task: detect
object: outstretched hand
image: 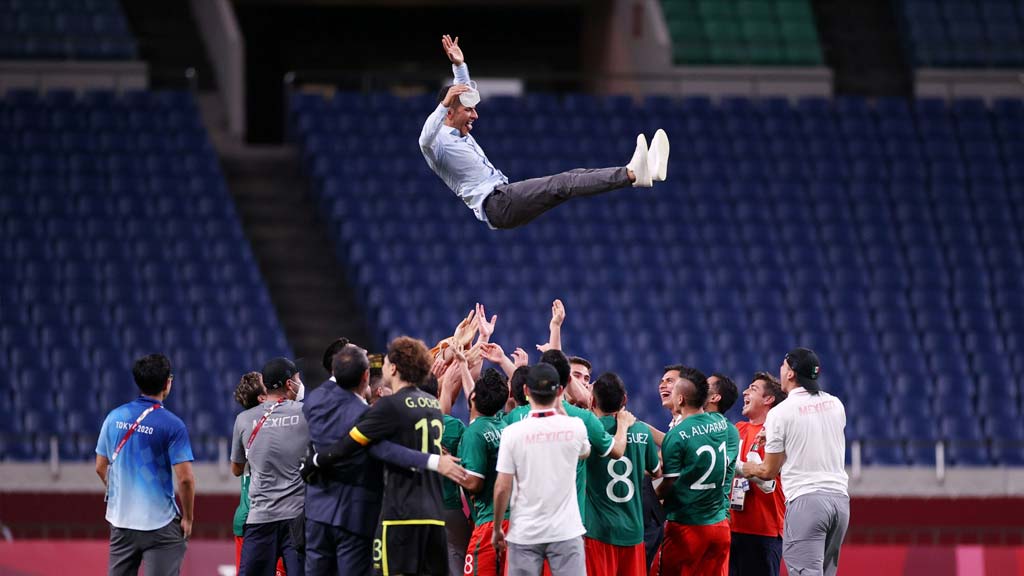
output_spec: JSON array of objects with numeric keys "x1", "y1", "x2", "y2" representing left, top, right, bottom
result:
[
  {"x1": 442, "y1": 34, "x2": 464, "y2": 66},
  {"x1": 550, "y1": 299, "x2": 565, "y2": 327},
  {"x1": 475, "y1": 303, "x2": 497, "y2": 341}
]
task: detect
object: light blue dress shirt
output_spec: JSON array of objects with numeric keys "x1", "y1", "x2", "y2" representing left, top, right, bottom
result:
[{"x1": 419, "y1": 63, "x2": 508, "y2": 227}]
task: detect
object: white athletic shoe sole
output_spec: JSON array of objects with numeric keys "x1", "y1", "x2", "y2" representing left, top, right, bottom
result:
[
  {"x1": 628, "y1": 134, "x2": 652, "y2": 188},
  {"x1": 649, "y1": 129, "x2": 669, "y2": 182}
]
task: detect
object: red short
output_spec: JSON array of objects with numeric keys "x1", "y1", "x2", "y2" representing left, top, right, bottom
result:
[
  {"x1": 648, "y1": 520, "x2": 731, "y2": 576},
  {"x1": 464, "y1": 520, "x2": 509, "y2": 576},
  {"x1": 584, "y1": 537, "x2": 646, "y2": 576},
  {"x1": 236, "y1": 536, "x2": 287, "y2": 576}
]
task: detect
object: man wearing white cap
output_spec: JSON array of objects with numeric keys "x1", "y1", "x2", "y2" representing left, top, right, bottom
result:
[{"x1": 419, "y1": 35, "x2": 670, "y2": 230}]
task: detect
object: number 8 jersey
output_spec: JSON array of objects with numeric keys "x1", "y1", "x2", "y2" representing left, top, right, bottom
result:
[
  {"x1": 584, "y1": 417, "x2": 661, "y2": 546},
  {"x1": 347, "y1": 386, "x2": 446, "y2": 523},
  {"x1": 661, "y1": 412, "x2": 740, "y2": 526}
]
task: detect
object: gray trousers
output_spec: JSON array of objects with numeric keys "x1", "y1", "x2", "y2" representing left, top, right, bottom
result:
[
  {"x1": 484, "y1": 167, "x2": 632, "y2": 229},
  {"x1": 444, "y1": 508, "x2": 473, "y2": 576},
  {"x1": 109, "y1": 519, "x2": 187, "y2": 576},
  {"x1": 783, "y1": 492, "x2": 850, "y2": 576},
  {"x1": 506, "y1": 536, "x2": 585, "y2": 576}
]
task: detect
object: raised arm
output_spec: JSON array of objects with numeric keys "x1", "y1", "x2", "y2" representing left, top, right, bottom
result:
[
  {"x1": 482, "y1": 342, "x2": 517, "y2": 380},
  {"x1": 537, "y1": 299, "x2": 564, "y2": 353}
]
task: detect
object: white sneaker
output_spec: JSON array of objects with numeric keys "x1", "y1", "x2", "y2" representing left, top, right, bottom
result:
[
  {"x1": 648, "y1": 129, "x2": 669, "y2": 182},
  {"x1": 627, "y1": 134, "x2": 652, "y2": 187}
]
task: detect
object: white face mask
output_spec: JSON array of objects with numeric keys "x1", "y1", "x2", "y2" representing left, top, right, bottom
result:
[
  {"x1": 295, "y1": 381, "x2": 305, "y2": 403},
  {"x1": 459, "y1": 81, "x2": 480, "y2": 107}
]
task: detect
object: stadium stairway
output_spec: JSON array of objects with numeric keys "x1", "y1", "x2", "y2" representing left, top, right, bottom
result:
[
  {"x1": 812, "y1": 0, "x2": 913, "y2": 96},
  {"x1": 217, "y1": 141, "x2": 373, "y2": 381}
]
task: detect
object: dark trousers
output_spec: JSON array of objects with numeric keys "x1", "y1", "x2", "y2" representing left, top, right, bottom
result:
[
  {"x1": 240, "y1": 519, "x2": 304, "y2": 576},
  {"x1": 484, "y1": 167, "x2": 632, "y2": 229},
  {"x1": 304, "y1": 518, "x2": 373, "y2": 576},
  {"x1": 108, "y1": 519, "x2": 187, "y2": 576},
  {"x1": 729, "y1": 532, "x2": 783, "y2": 576}
]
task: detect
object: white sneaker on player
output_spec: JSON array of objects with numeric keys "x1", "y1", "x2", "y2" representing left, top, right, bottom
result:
[
  {"x1": 627, "y1": 134, "x2": 652, "y2": 188},
  {"x1": 648, "y1": 129, "x2": 669, "y2": 182}
]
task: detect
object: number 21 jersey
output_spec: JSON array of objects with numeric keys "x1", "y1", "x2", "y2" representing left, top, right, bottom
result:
[{"x1": 661, "y1": 411, "x2": 739, "y2": 526}]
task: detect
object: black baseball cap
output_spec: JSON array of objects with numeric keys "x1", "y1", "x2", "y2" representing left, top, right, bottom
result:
[
  {"x1": 785, "y1": 347, "x2": 821, "y2": 387},
  {"x1": 262, "y1": 357, "x2": 299, "y2": 390},
  {"x1": 526, "y1": 363, "x2": 560, "y2": 396}
]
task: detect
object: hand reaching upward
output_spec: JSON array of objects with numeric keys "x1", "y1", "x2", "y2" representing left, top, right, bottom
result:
[
  {"x1": 442, "y1": 35, "x2": 464, "y2": 66},
  {"x1": 550, "y1": 299, "x2": 565, "y2": 328},
  {"x1": 475, "y1": 303, "x2": 497, "y2": 342}
]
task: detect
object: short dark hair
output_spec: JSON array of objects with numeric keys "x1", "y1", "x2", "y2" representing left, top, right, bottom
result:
[
  {"x1": 592, "y1": 372, "x2": 626, "y2": 413},
  {"x1": 753, "y1": 371, "x2": 787, "y2": 407},
  {"x1": 472, "y1": 368, "x2": 508, "y2": 417},
  {"x1": 663, "y1": 363, "x2": 685, "y2": 375},
  {"x1": 419, "y1": 374, "x2": 440, "y2": 398},
  {"x1": 677, "y1": 366, "x2": 709, "y2": 409},
  {"x1": 568, "y1": 356, "x2": 592, "y2": 371},
  {"x1": 509, "y1": 366, "x2": 529, "y2": 406},
  {"x1": 539, "y1": 349, "x2": 570, "y2": 387},
  {"x1": 234, "y1": 372, "x2": 264, "y2": 409},
  {"x1": 332, "y1": 344, "x2": 369, "y2": 389},
  {"x1": 710, "y1": 373, "x2": 739, "y2": 413},
  {"x1": 387, "y1": 336, "x2": 432, "y2": 386},
  {"x1": 133, "y1": 353, "x2": 171, "y2": 396},
  {"x1": 322, "y1": 337, "x2": 350, "y2": 373}
]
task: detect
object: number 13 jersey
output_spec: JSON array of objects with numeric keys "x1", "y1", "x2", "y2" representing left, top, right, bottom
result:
[{"x1": 349, "y1": 386, "x2": 445, "y2": 522}]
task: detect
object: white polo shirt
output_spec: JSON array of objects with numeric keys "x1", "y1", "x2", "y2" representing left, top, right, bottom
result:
[
  {"x1": 496, "y1": 410, "x2": 590, "y2": 545},
  {"x1": 764, "y1": 387, "x2": 848, "y2": 502}
]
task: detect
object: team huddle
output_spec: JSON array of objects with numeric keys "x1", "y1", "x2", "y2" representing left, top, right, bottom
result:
[{"x1": 222, "y1": 300, "x2": 848, "y2": 576}]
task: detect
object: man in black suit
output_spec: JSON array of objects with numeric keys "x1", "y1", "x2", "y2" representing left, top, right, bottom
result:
[{"x1": 302, "y1": 341, "x2": 468, "y2": 575}]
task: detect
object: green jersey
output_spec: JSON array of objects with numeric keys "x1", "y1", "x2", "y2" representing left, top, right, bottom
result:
[
  {"x1": 503, "y1": 404, "x2": 530, "y2": 424},
  {"x1": 232, "y1": 473, "x2": 251, "y2": 536},
  {"x1": 457, "y1": 414, "x2": 507, "y2": 525},
  {"x1": 441, "y1": 415, "x2": 466, "y2": 511},
  {"x1": 584, "y1": 417, "x2": 660, "y2": 546},
  {"x1": 661, "y1": 412, "x2": 740, "y2": 526},
  {"x1": 501, "y1": 401, "x2": 614, "y2": 522}
]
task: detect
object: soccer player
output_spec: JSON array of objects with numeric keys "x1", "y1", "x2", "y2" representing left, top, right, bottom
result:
[
  {"x1": 742, "y1": 348, "x2": 849, "y2": 576},
  {"x1": 706, "y1": 373, "x2": 739, "y2": 416},
  {"x1": 567, "y1": 356, "x2": 593, "y2": 408},
  {"x1": 232, "y1": 357, "x2": 308, "y2": 576},
  {"x1": 230, "y1": 372, "x2": 269, "y2": 574},
  {"x1": 95, "y1": 354, "x2": 194, "y2": 576},
  {"x1": 730, "y1": 372, "x2": 788, "y2": 576},
  {"x1": 492, "y1": 364, "x2": 590, "y2": 575},
  {"x1": 420, "y1": 35, "x2": 670, "y2": 229},
  {"x1": 458, "y1": 369, "x2": 510, "y2": 576},
  {"x1": 652, "y1": 366, "x2": 739, "y2": 576},
  {"x1": 584, "y1": 373, "x2": 661, "y2": 576},
  {"x1": 314, "y1": 336, "x2": 454, "y2": 575}
]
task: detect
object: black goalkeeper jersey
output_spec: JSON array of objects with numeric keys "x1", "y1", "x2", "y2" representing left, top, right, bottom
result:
[{"x1": 348, "y1": 386, "x2": 445, "y2": 523}]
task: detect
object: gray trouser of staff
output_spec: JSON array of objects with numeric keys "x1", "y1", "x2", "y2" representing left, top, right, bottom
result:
[
  {"x1": 505, "y1": 536, "x2": 585, "y2": 576},
  {"x1": 782, "y1": 491, "x2": 850, "y2": 576}
]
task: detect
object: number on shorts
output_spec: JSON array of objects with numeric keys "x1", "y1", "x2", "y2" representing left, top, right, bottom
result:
[
  {"x1": 372, "y1": 538, "x2": 382, "y2": 562},
  {"x1": 464, "y1": 553, "x2": 474, "y2": 575},
  {"x1": 690, "y1": 442, "x2": 727, "y2": 491},
  {"x1": 606, "y1": 456, "x2": 635, "y2": 503}
]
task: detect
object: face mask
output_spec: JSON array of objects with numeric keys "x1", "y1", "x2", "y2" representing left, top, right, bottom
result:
[
  {"x1": 459, "y1": 81, "x2": 480, "y2": 107},
  {"x1": 292, "y1": 380, "x2": 305, "y2": 402}
]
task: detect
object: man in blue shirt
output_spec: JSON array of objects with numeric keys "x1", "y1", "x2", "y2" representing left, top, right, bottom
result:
[
  {"x1": 96, "y1": 353, "x2": 195, "y2": 576},
  {"x1": 420, "y1": 35, "x2": 670, "y2": 230}
]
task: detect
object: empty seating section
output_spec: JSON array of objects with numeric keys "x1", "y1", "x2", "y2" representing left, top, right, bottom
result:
[
  {"x1": 662, "y1": 0, "x2": 823, "y2": 65},
  {"x1": 899, "y1": 0, "x2": 1024, "y2": 67},
  {"x1": 0, "y1": 89, "x2": 290, "y2": 461},
  {"x1": 291, "y1": 90, "x2": 1024, "y2": 467},
  {"x1": 0, "y1": 0, "x2": 136, "y2": 60}
]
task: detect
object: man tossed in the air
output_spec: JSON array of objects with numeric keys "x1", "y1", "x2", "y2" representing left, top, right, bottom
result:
[{"x1": 419, "y1": 35, "x2": 670, "y2": 230}]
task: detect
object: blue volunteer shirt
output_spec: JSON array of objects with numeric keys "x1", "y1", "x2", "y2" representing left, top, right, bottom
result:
[{"x1": 96, "y1": 396, "x2": 194, "y2": 530}]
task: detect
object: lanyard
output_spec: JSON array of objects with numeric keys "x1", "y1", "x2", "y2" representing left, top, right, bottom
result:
[
  {"x1": 111, "y1": 403, "x2": 161, "y2": 463},
  {"x1": 246, "y1": 398, "x2": 286, "y2": 453}
]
